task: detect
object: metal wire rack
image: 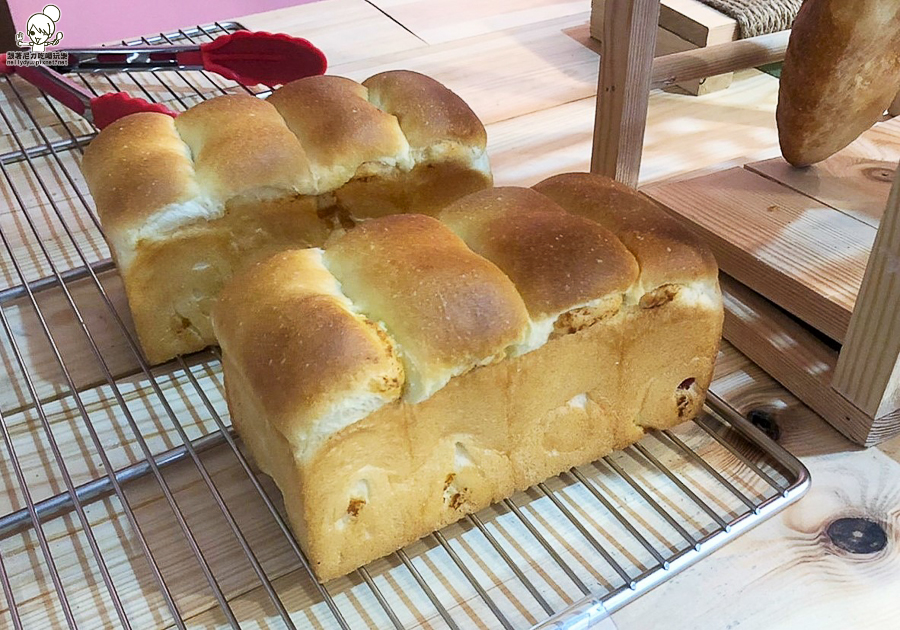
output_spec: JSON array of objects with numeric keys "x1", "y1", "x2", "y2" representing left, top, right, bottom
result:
[{"x1": 0, "y1": 22, "x2": 810, "y2": 630}]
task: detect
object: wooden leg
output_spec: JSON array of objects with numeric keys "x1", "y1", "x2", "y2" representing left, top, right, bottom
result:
[
  {"x1": 833, "y1": 159, "x2": 900, "y2": 429},
  {"x1": 591, "y1": 0, "x2": 661, "y2": 187}
]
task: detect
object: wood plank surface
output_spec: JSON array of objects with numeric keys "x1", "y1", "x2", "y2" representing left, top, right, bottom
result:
[
  {"x1": 237, "y1": 0, "x2": 427, "y2": 65},
  {"x1": 488, "y1": 68, "x2": 779, "y2": 187},
  {"x1": 747, "y1": 116, "x2": 900, "y2": 229},
  {"x1": 614, "y1": 421, "x2": 900, "y2": 630},
  {"x1": 718, "y1": 275, "x2": 882, "y2": 446},
  {"x1": 369, "y1": 0, "x2": 586, "y2": 44},
  {"x1": 327, "y1": 11, "x2": 601, "y2": 126},
  {"x1": 646, "y1": 167, "x2": 875, "y2": 343}
]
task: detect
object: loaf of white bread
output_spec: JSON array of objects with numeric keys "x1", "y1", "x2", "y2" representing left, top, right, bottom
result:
[
  {"x1": 81, "y1": 70, "x2": 492, "y2": 364},
  {"x1": 212, "y1": 173, "x2": 724, "y2": 582}
]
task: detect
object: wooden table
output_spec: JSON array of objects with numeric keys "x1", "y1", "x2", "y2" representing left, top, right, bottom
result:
[{"x1": 1, "y1": 1, "x2": 898, "y2": 628}]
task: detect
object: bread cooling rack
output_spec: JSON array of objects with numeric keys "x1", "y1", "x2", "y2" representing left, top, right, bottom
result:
[{"x1": 0, "y1": 22, "x2": 809, "y2": 630}]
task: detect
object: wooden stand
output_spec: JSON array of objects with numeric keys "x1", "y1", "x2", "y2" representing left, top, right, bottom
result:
[
  {"x1": 591, "y1": 0, "x2": 738, "y2": 95},
  {"x1": 592, "y1": 0, "x2": 660, "y2": 186},
  {"x1": 832, "y1": 173, "x2": 900, "y2": 437},
  {"x1": 592, "y1": 0, "x2": 900, "y2": 446}
]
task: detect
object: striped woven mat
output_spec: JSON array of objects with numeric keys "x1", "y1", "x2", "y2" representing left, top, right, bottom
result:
[{"x1": 699, "y1": 0, "x2": 801, "y2": 38}]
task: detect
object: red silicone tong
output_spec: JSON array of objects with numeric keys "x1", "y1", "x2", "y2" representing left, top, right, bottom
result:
[
  {"x1": 49, "y1": 31, "x2": 327, "y2": 89},
  {"x1": 2, "y1": 65, "x2": 178, "y2": 130},
  {"x1": 0, "y1": 31, "x2": 327, "y2": 129}
]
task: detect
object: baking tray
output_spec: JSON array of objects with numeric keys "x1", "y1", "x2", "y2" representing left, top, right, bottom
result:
[{"x1": 0, "y1": 22, "x2": 810, "y2": 630}]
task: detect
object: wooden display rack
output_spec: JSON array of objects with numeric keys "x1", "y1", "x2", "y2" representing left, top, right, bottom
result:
[
  {"x1": 592, "y1": 0, "x2": 900, "y2": 446},
  {"x1": 591, "y1": 0, "x2": 738, "y2": 95}
]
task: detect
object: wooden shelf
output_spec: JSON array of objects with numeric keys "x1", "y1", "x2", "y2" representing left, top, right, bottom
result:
[{"x1": 646, "y1": 116, "x2": 900, "y2": 445}]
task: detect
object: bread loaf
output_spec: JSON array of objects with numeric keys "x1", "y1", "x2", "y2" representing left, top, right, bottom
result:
[
  {"x1": 212, "y1": 173, "x2": 723, "y2": 581},
  {"x1": 777, "y1": 0, "x2": 900, "y2": 166},
  {"x1": 81, "y1": 71, "x2": 492, "y2": 364}
]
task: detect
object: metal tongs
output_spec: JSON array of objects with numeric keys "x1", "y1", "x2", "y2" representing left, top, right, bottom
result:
[{"x1": 0, "y1": 30, "x2": 327, "y2": 129}]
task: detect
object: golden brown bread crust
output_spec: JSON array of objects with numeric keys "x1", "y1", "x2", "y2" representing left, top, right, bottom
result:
[
  {"x1": 323, "y1": 215, "x2": 529, "y2": 401},
  {"x1": 214, "y1": 249, "x2": 403, "y2": 445},
  {"x1": 777, "y1": 0, "x2": 900, "y2": 166},
  {"x1": 439, "y1": 187, "x2": 639, "y2": 319},
  {"x1": 81, "y1": 113, "x2": 198, "y2": 249},
  {"x1": 533, "y1": 172, "x2": 718, "y2": 291},
  {"x1": 363, "y1": 70, "x2": 487, "y2": 153},
  {"x1": 174, "y1": 94, "x2": 315, "y2": 201},
  {"x1": 267, "y1": 76, "x2": 411, "y2": 192},
  {"x1": 84, "y1": 71, "x2": 492, "y2": 364},
  {"x1": 333, "y1": 70, "x2": 493, "y2": 220}
]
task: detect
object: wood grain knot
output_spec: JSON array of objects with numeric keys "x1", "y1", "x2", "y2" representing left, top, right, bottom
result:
[
  {"x1": 748, "y1": 408, "x2": 780, "y2": 442},
  {"x1": 826, "y1": 518, "x2": 887, "y2": 555},
  {"x1": 862, "y1": 166, "x2": 895, "y2": 183}
]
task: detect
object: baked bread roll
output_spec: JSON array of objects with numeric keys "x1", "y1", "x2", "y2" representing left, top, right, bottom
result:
[
  {"x1": 777, "y1": 0, "x2": 900, "y2": 166},
  {"x1": 213, "y1": 173, "x2": 723, "y2": 581},
  {"x1": 81, "y1": 70, "x2": 492, "y2": 364}
]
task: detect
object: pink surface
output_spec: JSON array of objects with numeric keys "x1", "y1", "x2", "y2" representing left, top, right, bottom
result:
[{"x1": 9, "y1": 0, "x2": 319, "y2": 47}]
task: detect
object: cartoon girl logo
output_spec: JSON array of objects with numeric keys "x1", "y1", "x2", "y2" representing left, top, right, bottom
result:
[{"x1": 16, "y1": 5, "x2": 64, "y2": 52}]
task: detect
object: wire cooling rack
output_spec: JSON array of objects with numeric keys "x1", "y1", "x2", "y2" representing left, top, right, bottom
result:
[{"x1": 0, "y1": 22, "x2": 810, "y2": 630}]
